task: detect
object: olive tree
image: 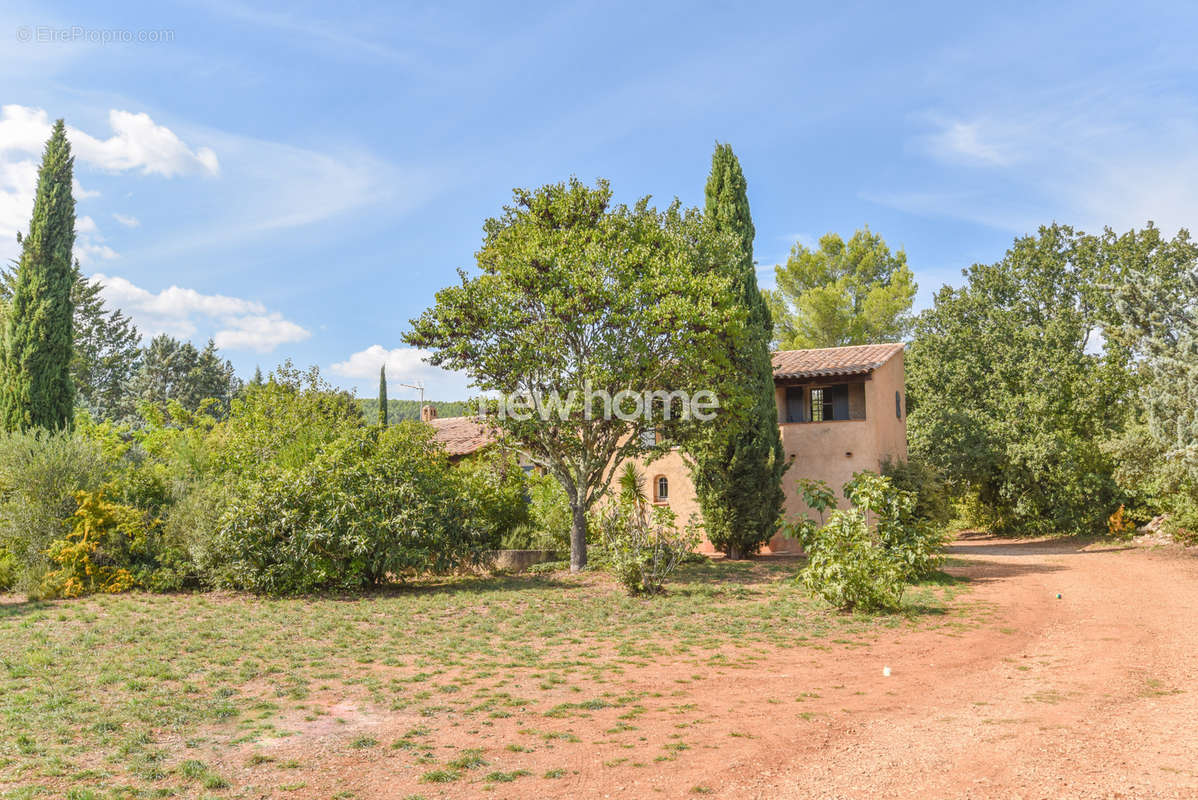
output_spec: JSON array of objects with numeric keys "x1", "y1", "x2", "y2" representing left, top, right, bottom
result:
[{"x1": 406, "y1": 178, "x2": 745, "y2": 571}]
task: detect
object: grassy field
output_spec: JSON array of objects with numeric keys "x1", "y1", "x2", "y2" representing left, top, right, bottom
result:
[{"x1": 0, "y1": 558, "x2": 974, "y2": 799}]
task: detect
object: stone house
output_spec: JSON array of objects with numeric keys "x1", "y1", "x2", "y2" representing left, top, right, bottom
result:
[{"x1": 427, "y1": 342, "x2": 908, "y2": 553}]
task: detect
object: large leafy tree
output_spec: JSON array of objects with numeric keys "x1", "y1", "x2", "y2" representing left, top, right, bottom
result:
[
  {"x1": 768, "y1": 228, "x2": 916, "y2": 349},
  {"x1": 406, "y1": 178, "x2": 745, "y2": 571},
  {"x1": 129, "y1": 334, "x2": 241, "y2": 418},
  {"x1": 1106, "y1": 226, "x2": 1198, "y2": 529},
  {"x1": 0, "y1": 120, "x2": 76, "y2": 431},
  {"x1": 906, "y1": 224, "x2": 1134, "y2": 535},
  {"x1": 690, "y1": 143, "x2": 787, "y2": 558}
]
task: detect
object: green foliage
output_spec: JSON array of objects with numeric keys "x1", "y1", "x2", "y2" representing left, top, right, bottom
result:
[
  {"x1": 69, "y1": 266, "x2": 141, "y2": 421},
  {"x1": 356, "y1": 398, "x2": 471, "y2": 424},
  {"x1": 525, "y1": 472, "x2": 572, "y2": 551},
  {"x1": 0, "y1": 119, "x2": 76, "y2": 432},
  {"x1": 455, "y1": 448, "x2": 531, "y2": 548},
  {"x1": 880, "y1": 457, "x2": 952, "y2": 527},
  {"x1": 499, "y1": 472, "x2": 574, "y2": 551},
  {"x1": 767, "y1": 228, "x2": 916, "y2": 350},
  {"x1": 128, "y1": 334, "x2": 241, "y2": 420},
  {"x1": 207, "y1": 361, "x2": 360, "y2": 475},
  {"x1": 597, "y1": 464, "x2": 699, "y2": 595},
  {"x1": 41, "y1": 489, "x2": 150, "y2": 598},
  {"x1": 802, "y1": 507, "x2": 907, "y2": 612},
  {"x1": 907, "y1": 224, "x2": 1135, "y2": 535},
  {"x1": 407, "y1": 177, "x2": 747, "y2": 571},
  {"x1": 691, "y1": 142, "x2": 788, "y2": 559},
  {"x1": 1108, "y1": 226, "x2": 1198, "y2": 541},
  {"x1": 1, "y1": 263, "x2": 140, "y2": 421},
  {"x1": 782, "y1": 478, "x2": 838, "y2": 553},
  {"x1": 210, "y1": 421, "x2": 483, "y2": 595},
  {"x1": 0, "y1": 428, "x2": 108, "y2": 593},
  {"x1": 793, "y1": 472, "x2": 945, "y2": 611},
  {"x1": 378, "y1": 366, "x2": 388, "y2": 426},
  {"x1": 0, "y1": 544, "x2": 14, "y2": 591}
]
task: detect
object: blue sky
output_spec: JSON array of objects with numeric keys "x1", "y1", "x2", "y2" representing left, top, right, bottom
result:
[{"x1": 2, "y1": 1, "x2": 1196, "y2": 399}]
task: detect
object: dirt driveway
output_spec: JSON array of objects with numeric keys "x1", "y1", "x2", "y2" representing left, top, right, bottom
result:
[
  {"x1": 716, "y1": 534, "x2": 1198, "y2": 800},
  {"x1": 155, "y1": 534, "x2": 1196, "y2": 800}
]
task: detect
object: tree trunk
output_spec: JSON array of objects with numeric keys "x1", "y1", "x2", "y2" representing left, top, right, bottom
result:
[
  {"x1": 727, "y1": 544, "x2": 746, "y2": 560},
  {"x1": 570, "y1": 503, "x2": 588, "y2": 573}
]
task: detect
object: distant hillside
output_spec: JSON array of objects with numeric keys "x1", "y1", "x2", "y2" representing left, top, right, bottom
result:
[{"x1": 356, "y1": 398, "x2": 471, "y2": 423}]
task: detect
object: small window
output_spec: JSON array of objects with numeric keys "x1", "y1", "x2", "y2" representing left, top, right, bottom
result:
[
  {"x1": 655, "y1": 476, "x2": 669, "y2": 502},
  {"x1": 810, "y1": 388, "x2": 829, "y2": 422},
  {"x1": 895, "y1": 391, "x2": 902, "y2": 419}
]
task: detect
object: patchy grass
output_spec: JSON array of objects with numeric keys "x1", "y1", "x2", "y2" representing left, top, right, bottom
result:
[{"x1": 0, "y1": 557, "x2": 969, "y2": 796}]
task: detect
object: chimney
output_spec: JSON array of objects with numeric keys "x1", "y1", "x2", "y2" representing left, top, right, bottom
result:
[{"x1": 421, "y1": 404, "x2": 437, "y2": 422}]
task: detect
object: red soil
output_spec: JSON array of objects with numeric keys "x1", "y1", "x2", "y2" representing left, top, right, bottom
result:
[{"x1": 225, "y1": 534, "x2": 1198, "y2": 799}]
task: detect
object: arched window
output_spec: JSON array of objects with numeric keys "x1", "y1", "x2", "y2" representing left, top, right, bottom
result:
[{"x1": 655, "y1": 476, "x2": 669, "y2": 502}]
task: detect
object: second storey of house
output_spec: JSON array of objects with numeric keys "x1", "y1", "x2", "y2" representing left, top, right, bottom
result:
[{"x1": 770, "y1": 343, "x2": 908, "y2": 515}]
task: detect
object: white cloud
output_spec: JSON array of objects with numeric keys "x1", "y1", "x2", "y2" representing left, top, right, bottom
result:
[
  {"x1": 73, "y1": 179, "x2": 100, "y2": 199},
  {"x1": 0, "y1": 105, "x2": 219, "y2": 177},
  {"x1": 0, "y1": 105, "x2": 219, "y2": 264},
  {"x1": 0, "y1": 158, "x2": 37, "y2": 254},
  {"x1": 91, "y1": 273, "x2": 310, "y2": 354},
  {"x1": 880, "y1": 99, "x2": 1198, "y2": 237},
  {"x1": 213, "y1": 314, "x2": 311, "y2": 353},
  {"x1": 112, "y1": 213, "x2": 139, "y2": 228},
  {"x1": 921, "y1": 118, "x2": 1014, "y2": 167},
  {"x1": 78, "y1": 241, "x2": 118, "y2": 263},
  {"x1": 331, "y1": 345, "x2": 473, "y2": 400}
]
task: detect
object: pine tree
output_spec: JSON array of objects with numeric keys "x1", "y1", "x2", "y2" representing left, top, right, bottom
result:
[
  {"x1": 68, "y1": 264, "x2": 142, "y2": 420},
  {"x1": 690, "y1": 143, "x2": 788, "y2": 558},
  {"x1": 128, "y1": 334, "x2": 240, "y2": 418},
  {"x1": 250, "y1": 366, "x2": 264, "y2": 387},
  {"x1": 0, "y1": 119, "x2": 76, "y2": 431},
  {"x1": 378, "y1": 364, "x2": 388, "y2": 427}
]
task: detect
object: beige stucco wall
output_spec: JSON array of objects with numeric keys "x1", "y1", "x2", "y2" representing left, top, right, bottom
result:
[
  {"x1": 614, "y1": 349, "x2": 908, "y2": 555},
  {"x1": 769, "y1": 349, "x2": 908, "y2": 552},
  {"x1": 626, "y1": 447, "x2": 711, "y2": 546}
]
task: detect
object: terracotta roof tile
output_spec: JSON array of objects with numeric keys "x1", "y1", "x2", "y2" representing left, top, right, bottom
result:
[
  {"x1": 429, "y1": 415, "x2": 496, "y2": 457},
  {"x1": 772, "y1": 342, "x2": 904, "y2": 380}
]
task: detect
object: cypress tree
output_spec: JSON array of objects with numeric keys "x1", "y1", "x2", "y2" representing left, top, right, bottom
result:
[
  {"x1": 378, "y1": 365, "x2": 388, "y2": 427},
  {"x1": 691, "y1": 142, "x2": 788, "y2": 558},
  {"x1": 0, "y1": 119, "x2": 76, "y2": 432}
]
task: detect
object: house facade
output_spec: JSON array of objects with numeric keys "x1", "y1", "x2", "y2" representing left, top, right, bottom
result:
[{"x1": 428, "y1": 342, "x2": 908, "y2": 554}]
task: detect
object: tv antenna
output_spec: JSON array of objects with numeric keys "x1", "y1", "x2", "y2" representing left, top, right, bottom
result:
[{"x1": 397, "y1": 380, "x2": 425, "y2": 407}]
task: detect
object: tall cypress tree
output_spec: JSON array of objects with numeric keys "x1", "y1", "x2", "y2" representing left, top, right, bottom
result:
[
  {"x1": 378, "y1": 364, "x2": 388, "y2": 427},
  {"x1": 691, "y1": 143, "x2": 788, "y2": 558},
  {"x1": 0, "y1": 119, "x2": 76, "y2": 432}
]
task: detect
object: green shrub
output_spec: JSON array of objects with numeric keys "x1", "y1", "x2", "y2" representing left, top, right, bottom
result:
[
  {"x1": 0, "y1": 429, "x2": 109, "y2": 594},
  {"x1": 455, "y1": 448, "x2": 531, "y2": 548},
  {"x1": 0, "y1": 544, "x2": 14, "y2": 591},
  {"x1": 597, "y1": 464, "x2": 699, "y2": 595},
  {"x1": 498, "y1": 473, "x2": 572, "y2": 551},
  {"x1": 210, "y1": 422, "x2": 485, "y2": 594},
  {"x1": 802, "y1": 507, "x2": 907, "y2": 611},
  {"x1": 881, "y1": 457, "x2": 952, "y2": 527},
  {"x1": 794, "y1": 471, "x2": 947, "y2": 611},
  {"x1": 39, "y1": 485, "x2": 192, "y2": 598}
]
